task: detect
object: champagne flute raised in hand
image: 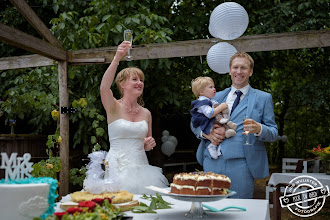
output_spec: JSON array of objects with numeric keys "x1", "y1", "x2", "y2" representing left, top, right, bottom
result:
[
  {"x1": 124, "y1": 29, "x2": 133, "y2": 60},
  {"x1": 243, "y1": 115, "x2": 252, "y2": 145}
]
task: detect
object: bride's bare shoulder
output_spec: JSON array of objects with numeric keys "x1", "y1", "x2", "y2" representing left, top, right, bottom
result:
[{"x1": 141, "y1": 106, "x2": 151, "y2": 116}]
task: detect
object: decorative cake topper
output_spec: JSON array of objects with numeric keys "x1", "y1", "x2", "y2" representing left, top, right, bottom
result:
[
  {"x1": 0, "y1": 152, "x2": 33, "y2": 181},
  {"x1": 83, "y1": 151, "x2": 121, "y2": 194}
]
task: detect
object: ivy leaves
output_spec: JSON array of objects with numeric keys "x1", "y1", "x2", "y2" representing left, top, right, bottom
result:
[
  {"x1": 131, "y1": 193, "x2": 173, "y2": 213},
  {"x1": 49, "y1": 0, "x2": 173, "y2": 50}
]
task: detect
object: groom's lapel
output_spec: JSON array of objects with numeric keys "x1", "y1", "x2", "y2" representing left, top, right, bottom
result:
[
  {"x1": 217, "y1": 88, "x2": 231, "y2": 102},
  {"x1": 246, "y1": 87, "x2": 257, "y2": 118},
  {"x1": 230, "y1": 87, "x2": 256, "y2": 119}
]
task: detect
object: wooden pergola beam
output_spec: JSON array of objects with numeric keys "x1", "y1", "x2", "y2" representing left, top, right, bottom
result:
[
  {"x1": 69, "y1": 29, "x2": 330, "y2": 63},
  {"x1": 10, "y1": 0, "x2": 63, "y2": 48},
  {"x1": 234, "y1": 29, "x2": 330, "y2": 52},
  {"x1": 0, "y1": 54, "x2": 54, "y2": 70},
  {"x1": 0, "y1": 22, "x2": 66, "y2": 61},
  {"x1": 1, "y1": 29, "x2": 329, "y2": 70}
]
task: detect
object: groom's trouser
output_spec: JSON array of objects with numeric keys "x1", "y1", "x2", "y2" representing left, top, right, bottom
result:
[{"x1": 204, "y1": 156, "x2": 254, "y2": 199}]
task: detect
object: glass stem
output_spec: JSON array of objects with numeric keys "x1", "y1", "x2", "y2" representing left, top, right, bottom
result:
[{"x1": 244, "y1": 134, "x2": 249, "y2": 144}]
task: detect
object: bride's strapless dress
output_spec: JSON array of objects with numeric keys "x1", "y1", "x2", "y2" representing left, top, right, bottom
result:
[{"x1": 104, "y1": 119, "x2": 169, "y2": 194}]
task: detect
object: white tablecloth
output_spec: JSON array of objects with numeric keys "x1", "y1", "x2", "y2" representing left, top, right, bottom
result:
[
  {"x1": 268, "y1": 173, "x2": 330, "y2": 187},
  {"x1": 56, "y1": 194, "x2": 270, "y2": 220},
  {"x1": 127, "y1": 195, "x2": 270, "y2": 220}
]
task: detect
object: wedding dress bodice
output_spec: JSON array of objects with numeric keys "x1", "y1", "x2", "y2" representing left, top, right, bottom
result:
[
  {"x1": 104, "y1": 119, "x2": 169, "y2": 194},
  {"x1": 107, "y1": 119, "x2": 149, "y2": 167}
]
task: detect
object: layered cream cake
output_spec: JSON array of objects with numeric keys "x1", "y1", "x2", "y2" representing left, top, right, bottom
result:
[{"x1": 170, "y1": 172, "x2": 231, "y2": 195}]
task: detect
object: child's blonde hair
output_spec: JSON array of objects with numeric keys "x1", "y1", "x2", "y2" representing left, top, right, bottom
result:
[{"x1": 191, "y1": 76, "x2": 214, "y2": 98}]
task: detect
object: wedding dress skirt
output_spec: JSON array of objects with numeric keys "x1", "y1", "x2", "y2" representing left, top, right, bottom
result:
[{"x1": 104, "y1": 119, "x2": 169, "y2": 194}]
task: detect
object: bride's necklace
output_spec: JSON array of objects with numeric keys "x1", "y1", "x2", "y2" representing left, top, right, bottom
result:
[{"x1": 119, "y1": 99, "x2": 141, "y2": 115}]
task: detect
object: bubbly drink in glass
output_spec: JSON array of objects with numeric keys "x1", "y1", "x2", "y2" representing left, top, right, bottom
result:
[
  {"x1": 243, "y1": 115, "x2": 252, "y2": 145},
  {"x1": 124, "y1": 29, "x2": 133, "y2": 60}
]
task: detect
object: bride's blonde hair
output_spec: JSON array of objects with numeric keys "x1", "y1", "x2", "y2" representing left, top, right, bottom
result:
[{"x1": 115, "y1": 67, "x2": 145, "y2": 107}]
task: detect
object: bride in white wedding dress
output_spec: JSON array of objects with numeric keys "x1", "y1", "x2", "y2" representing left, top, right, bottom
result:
[{"x1": 100, "y1": 41, "x2": 169, "y2": 194}]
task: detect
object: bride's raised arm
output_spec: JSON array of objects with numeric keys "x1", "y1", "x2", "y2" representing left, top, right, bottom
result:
[{"x1": 100, "y1": 42, "x2": 131, "y2": 116}]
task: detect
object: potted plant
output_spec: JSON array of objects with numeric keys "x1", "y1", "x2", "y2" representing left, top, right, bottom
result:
[{"x1": 308, "y1": 144, "x2": 330, "y2": 175}]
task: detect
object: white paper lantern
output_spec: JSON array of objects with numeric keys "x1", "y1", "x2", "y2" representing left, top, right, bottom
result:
[
  {"x1": 207, "y1": 42, "x2": 238, "y2": 74},
  {"x1": 161, "y1": 141, "x2": 176, "y2": 156},
  {"x1": 209, "y1": 2, "x2": 249, "y2": 40}
]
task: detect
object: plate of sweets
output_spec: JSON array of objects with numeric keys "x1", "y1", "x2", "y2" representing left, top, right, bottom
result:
[{"x1": 59, "y1": 190, "x2": 139, "y2": 212}]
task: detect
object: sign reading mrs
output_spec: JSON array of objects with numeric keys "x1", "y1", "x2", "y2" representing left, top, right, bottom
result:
[{"x1": 0, "y1": 153, "x2": 33, "y2": 181}]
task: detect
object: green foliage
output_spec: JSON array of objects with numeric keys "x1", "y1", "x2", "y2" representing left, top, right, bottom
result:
[
  {"x1": 30, "y1": 99, "x2": 61, "y2": 180},
  {"x1": 31, "y1": 156, "x2": 61, "y2": 179},
  {"x1": 131, "y1": 193, "x2": 173, "y2": 213},
  {"x1": 70, "y1": 94, "x2": 107, "y2": 154},
  {"x1": 69, "y1": 166, "x2": 87, "y2": 187},
  {"x1": 267, "y1": 48, "x2": 329, "y2": 161},
  {"x1": 1, "y1": 66, "x2": 59, "y2": 133},
  {"x1": 31, "y1": 124, "x2": 62, "y2": 179},
  {"x1": 49, "y1": 0, "x2": 173, "y2": 50},
  {"x1": 247, "y1": 0, "x2": 329, "y2": 34}
]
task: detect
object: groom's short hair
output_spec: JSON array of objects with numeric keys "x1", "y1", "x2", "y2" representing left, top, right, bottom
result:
[{"x1": 230, "y1": 52, "x2": 254, "y2": 69}]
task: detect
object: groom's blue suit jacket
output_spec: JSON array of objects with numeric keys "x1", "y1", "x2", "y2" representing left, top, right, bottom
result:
[{"x1": 192, "y1": 87, "x2": 278, "y2": 179}]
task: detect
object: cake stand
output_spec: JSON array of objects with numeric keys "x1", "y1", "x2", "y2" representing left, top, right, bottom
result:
[{"x1": 146, "y1": 186, "x2": 236, "y2": 219}]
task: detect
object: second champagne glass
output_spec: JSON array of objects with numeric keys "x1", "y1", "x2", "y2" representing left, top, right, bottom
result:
[
  {"x1": 243, "y1": 115, "x2": 252, "y2": 145},
  {"x1": 124, "y1": 29, "x2": 133, "y2": 60}
]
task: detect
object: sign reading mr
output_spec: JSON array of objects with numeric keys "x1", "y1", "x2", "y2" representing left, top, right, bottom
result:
[{"x1": 0, "y1": 153, "x2": 33, "y2": 181}]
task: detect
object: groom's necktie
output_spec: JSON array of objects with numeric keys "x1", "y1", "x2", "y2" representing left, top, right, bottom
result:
[{"x1": 231, "y1": 90, "x2": 243, "y2": 115}]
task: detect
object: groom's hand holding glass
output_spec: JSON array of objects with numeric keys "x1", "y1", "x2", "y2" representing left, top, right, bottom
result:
[
  {"x1": 242, "y1": 119, "x2": 262, "y2": 135},
  {"x1": 204, "y1": 119, "x2": 261, "y2": 145}
]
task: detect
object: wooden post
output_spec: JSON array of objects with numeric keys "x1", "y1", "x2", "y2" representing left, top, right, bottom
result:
[{"x1": 58, "y1": 60, "x2": 69, "y2": 198}]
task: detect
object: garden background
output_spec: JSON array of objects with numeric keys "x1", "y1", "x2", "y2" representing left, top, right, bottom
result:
[{"x1": 0, "y1": 0, "x2": 329, "y2": 193}]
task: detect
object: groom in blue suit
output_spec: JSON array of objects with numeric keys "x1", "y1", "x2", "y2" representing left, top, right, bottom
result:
[{"x1": 191, "y1": 52, "x2": 278, "y2": 198}]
